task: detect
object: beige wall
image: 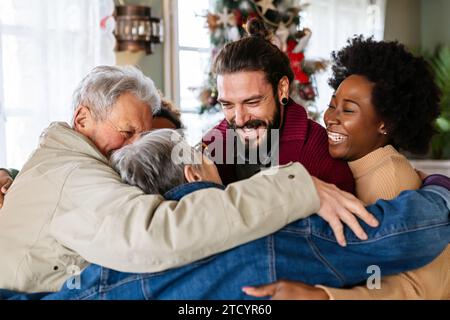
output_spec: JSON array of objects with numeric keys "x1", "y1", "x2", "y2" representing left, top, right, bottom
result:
[
  {"x1": 384, "y1": 0, "x2": 450, "y2": 51},
  {"x1": 421, "y1": 0, "x2": 450, "y2": 51},
  {"x1": 384, "y1": 0, "x2": 421, "y2": 49},
  {"x1": 114, "y1": 0, "x2": 165, "y2": 92}
]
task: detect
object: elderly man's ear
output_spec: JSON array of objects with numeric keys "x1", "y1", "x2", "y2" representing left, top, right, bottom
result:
[
  {"x1": 73, "y1": 106, "x2": 96, "y2": 135},
  {"x1": 184, "y1": 165, "x2": 202, "y2": 183}
]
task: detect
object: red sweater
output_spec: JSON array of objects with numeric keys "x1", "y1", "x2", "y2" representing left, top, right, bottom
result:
[{"x1": 203, "y1": 100, "x2": 355, "y2": 194}]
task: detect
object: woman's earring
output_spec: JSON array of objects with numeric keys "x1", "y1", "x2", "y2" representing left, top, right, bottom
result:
[{"x1": 281, "y1": 97, "x2": 289, "y2": 105}]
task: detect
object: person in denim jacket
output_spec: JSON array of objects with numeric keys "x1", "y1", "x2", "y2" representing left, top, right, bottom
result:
[{"x1": 1, "y1": 128, "x2": 449, "y2": 300}]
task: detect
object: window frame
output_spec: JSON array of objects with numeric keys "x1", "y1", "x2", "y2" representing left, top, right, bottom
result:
[{"x1": 171, "y1": 0, "x2": 212, "y2": 114}]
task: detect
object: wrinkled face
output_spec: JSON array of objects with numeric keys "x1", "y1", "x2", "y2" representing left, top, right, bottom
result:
[
  {"x1": 87, "y1": 93, "x2": 153, "y2": 157},
  {"x1": 323, "y1": 75, "x2": 387, "y2": 161},
  {"x1": 217, "y1": 71, "x2": 281, "y2": 150}
]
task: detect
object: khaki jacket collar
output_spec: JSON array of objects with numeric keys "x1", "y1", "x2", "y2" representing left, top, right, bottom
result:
[{"x1": 39, "y1": 122, "x2": 108, "y2": 165}]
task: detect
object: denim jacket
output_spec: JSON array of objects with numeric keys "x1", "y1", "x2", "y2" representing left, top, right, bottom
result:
[
  {"x1": 163, "y1": 182, "x2": 226, "y2": 201},
  {"x1": 2, "y1": 185, "x2": 449, "y2": 300}
]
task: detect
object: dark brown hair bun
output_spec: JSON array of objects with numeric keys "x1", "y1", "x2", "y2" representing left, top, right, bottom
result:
[{"x1": 246, "y1": 18, "x2": 271, "y2": 41}]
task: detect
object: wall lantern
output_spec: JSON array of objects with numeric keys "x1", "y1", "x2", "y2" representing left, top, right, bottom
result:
[{"x1": 114, "y1": 4, "x2": 163, "y2": 55}]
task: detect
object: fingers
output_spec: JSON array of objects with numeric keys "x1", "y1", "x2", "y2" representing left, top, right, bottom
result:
[
  {"x1": 336, "y1": 189, "x2": 378, "y2": 229},
  {"x1": 0, "y1": 193, "x2": 4, "y2": 209},
  {"x1": 242, "y1": 283, "x2": 277, "y2": 298},
  {"x1": 313, "y1": 177, "x2": 380, "y2": 245},
  {"x1": 327, "y1": 217, "x2": 346, "y2": 246},
  {"x1": 336, "y1": 206, "x2": 368, "y2": 241},
  {"x1": 346, "y1": 198, "x2": 379, "y2": 227}
]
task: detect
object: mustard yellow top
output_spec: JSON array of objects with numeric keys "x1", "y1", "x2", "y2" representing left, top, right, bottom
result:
[
  {"x1": 349, "y1": 145, "x2": 421, "y2": 204},
  {"x1": 318, "y1": 145, "x2": 450, "y2": 300}
]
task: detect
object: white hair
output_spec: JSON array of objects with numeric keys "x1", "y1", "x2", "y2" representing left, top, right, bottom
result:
[
  {"x1": 71, "y1": 65, "x2": 161, "y2": 123},
  {"x1": 110, "y1": 129, "x2": 201, "y2": 195}
]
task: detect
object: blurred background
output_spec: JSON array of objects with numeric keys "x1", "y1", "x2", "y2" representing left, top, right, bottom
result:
[{"x1": 0, "y1": 0, "x2": 449, "y2": 173}]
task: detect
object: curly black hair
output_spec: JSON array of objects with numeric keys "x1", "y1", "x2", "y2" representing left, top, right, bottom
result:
[{"x1": 328, "y1": 36, "x2": 441, "y2": 154}]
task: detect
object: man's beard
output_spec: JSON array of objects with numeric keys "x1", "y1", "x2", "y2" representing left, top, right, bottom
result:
[{"x1": 226, "y1": 101, "x2": 282, "y2": 164}]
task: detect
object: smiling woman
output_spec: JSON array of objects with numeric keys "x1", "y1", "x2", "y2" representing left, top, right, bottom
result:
[
  {"x1": 323, "y1": 36, "x2": 441, "y2": 204},
  {"x1": 327, "y1": 36, "x2": 441, "y2": 157},
  {"x1": 324, "y1": 74, "x2": 389, "y2": 161}
]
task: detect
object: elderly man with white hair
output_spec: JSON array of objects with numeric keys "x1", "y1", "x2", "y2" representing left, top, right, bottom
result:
[{"x1": 0, "y1": 65, "x2": 374, "y2": 294}]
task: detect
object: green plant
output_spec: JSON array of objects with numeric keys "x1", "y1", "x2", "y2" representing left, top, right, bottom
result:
[{"x1": 428, "y1": 46, "x2": 450, "y2": 159}]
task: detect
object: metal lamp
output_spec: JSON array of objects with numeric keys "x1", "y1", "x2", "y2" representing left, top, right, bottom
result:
[{"x1": 114, "y1": 5, "x2": 163, "y2": 55}]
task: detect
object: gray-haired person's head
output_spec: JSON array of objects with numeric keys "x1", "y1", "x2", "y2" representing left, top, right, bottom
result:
[
  {"x1": 110, "y1": 129, "x2": 202, "y2": 195},
  {"x1": 71, "y1": 65, "x2": 161, "y2": 124}
]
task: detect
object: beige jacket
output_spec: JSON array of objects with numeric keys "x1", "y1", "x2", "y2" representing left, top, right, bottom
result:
[{"x1": 0, "y1": 122, "x2": 320, "y2": 293}]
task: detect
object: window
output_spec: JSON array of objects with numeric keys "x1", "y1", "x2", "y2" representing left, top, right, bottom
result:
[
  {"x1": 301, "y1": 0, "x2": 386, "y2": 118},
  {"x1": 173, "y1": 0, "x2": 224, "y2": 145},
  {"x1": 0, "y1": 0, "x2": 115, "y2": 168},
  {"x1": 177, "y1": 0, "x2": 211, "y2": 112}
]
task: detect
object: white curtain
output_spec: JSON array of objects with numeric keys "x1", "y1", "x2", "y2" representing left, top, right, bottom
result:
[
  {"x1": 0, "y1": 0, "x2": 116, "y2": 168},
  {"x1": 301, "y1": 0, "x2": 387, "y2": 120}
]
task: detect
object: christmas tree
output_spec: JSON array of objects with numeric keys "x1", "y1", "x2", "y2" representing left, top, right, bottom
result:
[{"x1": 198, "y1": 0, "x2": 326, "y2": 120}]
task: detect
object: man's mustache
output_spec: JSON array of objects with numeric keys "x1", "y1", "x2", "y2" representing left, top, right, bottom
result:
[{"x1": 228, "y1": 119, "x2": 268, "y2": 130}]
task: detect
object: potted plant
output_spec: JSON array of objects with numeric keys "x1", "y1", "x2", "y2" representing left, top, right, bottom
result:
[{"x1": 409, "y1": 46, "x2": 450, "y2": 176}]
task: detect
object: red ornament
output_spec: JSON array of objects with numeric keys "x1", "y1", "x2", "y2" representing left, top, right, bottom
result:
[
  {"x1": 245, "y1": 12, "x2": 259, "y2": 25},
  {"x1": 299, "y1": 83, "x2": 316, "y2": 100},
  {"x1": 287, "y1": 39, "x2": 310, "y2": 85},
  {"x1": 100, "y1": 15, "x2": 112, "y2": 29},
  {"x1": 233, "y1": 9, "x2": 243, "y2": 27}
]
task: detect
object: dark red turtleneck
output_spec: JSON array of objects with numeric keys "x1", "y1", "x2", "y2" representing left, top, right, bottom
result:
[{"x1": 203, "y1": 100, "x2": 355, "y2": 194}]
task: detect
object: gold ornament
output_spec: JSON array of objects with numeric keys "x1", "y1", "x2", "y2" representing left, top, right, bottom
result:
[
  {"x1": 255, "y1": 0, "x2": 276, "y2": 15},
  {"x1": 206, "y1": 12, "x2": 220, "y2": 32}
]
